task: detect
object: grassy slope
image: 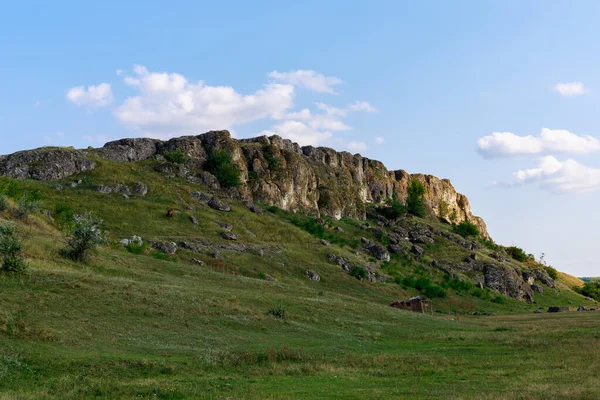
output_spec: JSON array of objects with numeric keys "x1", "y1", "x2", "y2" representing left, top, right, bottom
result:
[{"x1": 1, "y1": 159, "x2": 599, "y2": 399}]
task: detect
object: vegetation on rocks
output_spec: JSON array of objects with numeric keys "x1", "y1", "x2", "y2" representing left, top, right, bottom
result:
[
  {"x1": 205, "y1": 148, "x2": 241, "y2": 188},
  {"x1": 453, "y1": 220, "x2": 480, "y2": 238},
  {"x1": 406, "y1": 177, "x2": 426, "y2": 217}
]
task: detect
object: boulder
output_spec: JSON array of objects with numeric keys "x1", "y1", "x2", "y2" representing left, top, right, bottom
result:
[
  {"x1": 363, "y1": 241, "x2": 390, "y2": 262},
  {"x1": 207, "y1": 197, "x2": 230, "y2": 212},
  {"x1": 199, "y1": 171, "x2": 220, "y2": 189},
  {"x1": 190, "y1": 216, "x2": 199, "y2": 225},
  {"x1": 411, "y1": 245, "x2": 424, "y2": 257},
  {"x1": 245, "y1": 201, "x2": 263, "y2": 214},
  {"x1": 151, "y1": 241, "x2": 178, "y2": 255},
  {"x1": 221, "y1": 232, "x2": 238, "y2": 241},
  {"x1": 133, "y1": 182, "x2": 148, "y2": 196},
  {"x1": 320, "y1": 239, "x2": 331, "y2": 247},
  {"x1": 534, "y1": 269, "x2": 555, "y2": 288},
  {"x1": 531, "y1": 284, "x2": 543, "y2": 294},
  {"x1": 484, "y1": 262, "x2": 534, "y2": 302},
  {"x1": 191, "y1": 191, "x2": 210, "y2": 202},
  {"x1": 216, "y1": 222, "x2": 232, "y2": 231},
  {"x1": 306, "y1": 270, "x2": 320, "y2": 281},
  {"x1": 0, "y1": 147, "x2": 96, "y2": 181}
]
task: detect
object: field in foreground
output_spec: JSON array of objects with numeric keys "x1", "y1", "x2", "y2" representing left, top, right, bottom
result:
[{"x1": 1, "y1": 160, "x2": 599, "y2": 399}]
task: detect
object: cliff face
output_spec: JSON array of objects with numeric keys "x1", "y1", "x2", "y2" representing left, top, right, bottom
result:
[{"x1": 0, "y1": 130, "x2": 488, "y2": 237}]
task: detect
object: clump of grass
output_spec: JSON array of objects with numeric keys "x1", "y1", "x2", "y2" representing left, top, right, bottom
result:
[
  {"x1": 267, "y1": 304, "x2": 286, "y2": 319},
  {"x1": 163, "y1": 149, "x2": 190, "y2": 164}
]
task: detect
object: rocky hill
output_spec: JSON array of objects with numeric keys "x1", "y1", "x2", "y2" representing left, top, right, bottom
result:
[{"x1": 0, "y1": 130, "x2": 488, "y2": 237}]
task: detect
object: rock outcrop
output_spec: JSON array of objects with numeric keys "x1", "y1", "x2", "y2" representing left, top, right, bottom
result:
[{"x1": 0, "y1": 130, "x2": 488, "y2": 237}]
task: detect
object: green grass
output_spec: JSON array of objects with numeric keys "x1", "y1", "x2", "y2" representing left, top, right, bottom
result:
[{"x1": 0, "y1": 160, "x2": 598, "y2": 399}]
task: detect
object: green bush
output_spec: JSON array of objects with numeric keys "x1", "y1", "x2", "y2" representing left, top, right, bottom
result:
[
  {"x1": 505, "y1": 246, "x2": 528, "y2": 262},
  {"x1": 55, "y1": 203, "x2": 75, "y2": 228},
  {"x1": 545, "y1": 266, "x2": 559, "y2": 280},
  {"x1": 350, "y1": 266, "x2": 368, "y2": 280},
  {"x1": 492, "y1": 295, "x2": 505, "y2": 304},
  {"x1": 453, "y1": 220, "x2": 480, "y2": 238},
  {"x1": 0, "y1": 195, "x2": 8, "y2": 212},
  {"x1": 577, "y1": 278, "x2": 600, "y2": 301},
  {"x1": 205, "y1": 149, "x2": 241, "y2": 188},
  {"x1": 126, "y1": 242, "x2": 146, "y2": 255},
  {"x1": 0, "y1": 221, "x2": 26, "y2": 273},
  {"x1": 406, "y1": 178, "x2": 426, "y2": 217},
  {"x1": 64, "y1": 213, "x2": 106, "y2": 261},
  {"x1": 479, "y1": 237, "x2": 499, "y2": 250},
  {"x1": 289, "y1": 216, "x2": 325, "y2": 238},
  {"x1": 380, "y1": 197, "x2": 407, "y2": 219},
  {"x1": 15, "y1": 195, "x2": 41, "y2": 219},
  {"x1": 267, "y1": 304, "x2": 286, "y2": 319},
  {"x1": 0, "y1": 178, "x2": 23, "y2": 198},
  {"x1": 163, "y1": 149, "x2": 190, "y2": 164}
]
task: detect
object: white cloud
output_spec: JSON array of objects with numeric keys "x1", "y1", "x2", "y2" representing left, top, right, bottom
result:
[
  {"x1": 66, "y1": 66, "x2": 375, "y2": 148},
  {"x1": 554, "y1": 81, "x2": 589, "y2": 96},
  {"x1": 375, "y1": 136, "x2": 385, "y2": 144},
  {"x1": 347, "y1": 141, "x2": 368, "y2": 152},
  {"x1": 269, "y1": 70, "x2": 342, "y2": 94},
  {"x1": 67, "y1": 83, "x2": 114, "y2": 107},
  {"x1": 115, "y1": 66, "x2": 295, "y2": 138},
  {"x1": 261, "y1": 120, "x2": 332, "y2": 146},
  {"x1": 512, "y1": 156, "x2": 600, "y2": 193},
  {"x1": 477, "y1": 128, "x2": 600, "y2": 158}
]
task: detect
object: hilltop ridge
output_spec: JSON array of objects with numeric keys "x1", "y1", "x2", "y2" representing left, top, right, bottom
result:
[{"x1": 0, "y1": 130, "x2": 489, "y2": 237}]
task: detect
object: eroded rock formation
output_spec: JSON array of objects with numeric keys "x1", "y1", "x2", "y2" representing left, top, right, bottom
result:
[{"x1": 0, "y1": 130, "x2": 488, "y2": 237}]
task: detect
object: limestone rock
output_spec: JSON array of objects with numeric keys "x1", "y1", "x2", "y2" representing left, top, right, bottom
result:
[
  {"x1": 306, "y1": 270, "x2": 320, "y2": 281},
  {"x1": 151, "y1": 241, "x2": 178, "y2": 255},
  {"x1": 133, "y1": 182, "x2": 148, "y2": 196},
  {"x1": 207, "y1": 197, "x2": 230, "y2": 212}
]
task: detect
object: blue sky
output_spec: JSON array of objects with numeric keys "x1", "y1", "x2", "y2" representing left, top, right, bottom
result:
[{"x1": 1, "y1": 0, "x2": 600, "y2": 275}]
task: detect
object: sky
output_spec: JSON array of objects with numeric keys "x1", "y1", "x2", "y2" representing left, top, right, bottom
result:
[{"x1": 1, "y1": 0, "x2": 599, "y2": 276}]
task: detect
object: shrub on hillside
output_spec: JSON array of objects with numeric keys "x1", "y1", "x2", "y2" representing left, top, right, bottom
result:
[
  {"x1": 205, "y1": 149, "x2": 241, "y2": 188},
  {"x1": 0, "y1": 221, "x2": 26, "y2": 273},
  {"x1": 505, "y1": 246, "x2": 528, "y2": 262},
  {"x1": 350, "y1": 265, "x2": 368, "y2": 280},
  {"x1": 406, "y1": 178, "x2": 426, "y2": 217},
  {"x1": 64, "y1": 213, "x2": 105, "y2": 261},
  {"x1": 545, "y1": 266, "x2": 559, "y2": 280},
  {"x1": 380, "y1": 197, "x2": 407, "y2": 220},
  {"x1": 267, "y1": 304, "x2": 286, "y2": 319},
  {"x1": 0, "y1": 195, "x2": 8, "y2": 212},
  {"x1": 163, "y1": 149, "x2": 190, "y2": 164},
  {"x1": 54, "y1": 203, "x2": 75, "y2": 228},
  {"x1": 15, "y1": 195, "x2": 41, "y2": 219},
  {"x1": 453, "y1": 220, "x2": 480, "y2": 238},
  {"x1": 577, "y1": 278, "x2": 600, "y2": 301}
]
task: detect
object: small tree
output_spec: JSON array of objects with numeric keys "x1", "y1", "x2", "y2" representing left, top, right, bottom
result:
[
  {"x1": 205, "y1": 149, "x2": 241, "y2": 188},
  {"x1": 406, "y1": 178, "x2": 426, "y2": 217},
  {"x1": 64, "y1": 213, "x2": 105, "y2": 261},
  {"x1": 0, "y1": 221, "x2": 26, "y2": 273}
]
